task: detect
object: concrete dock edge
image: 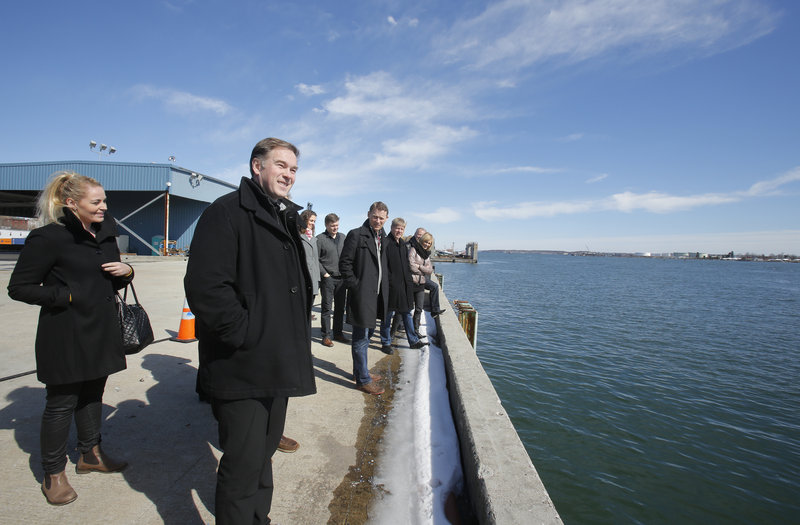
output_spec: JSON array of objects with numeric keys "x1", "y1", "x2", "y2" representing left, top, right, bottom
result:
[{"x1": 436, "y1": 287, "x2": 563, "y2": 524}]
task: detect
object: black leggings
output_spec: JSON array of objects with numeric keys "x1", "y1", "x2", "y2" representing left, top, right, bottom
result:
[{"x1": 41, "y1": 376, "x2": 108, "y2": 474}]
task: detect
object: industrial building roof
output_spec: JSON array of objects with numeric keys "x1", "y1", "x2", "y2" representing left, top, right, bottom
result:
[{"x1": 0, "y1": 160, "x2": 237, "y2": 203}]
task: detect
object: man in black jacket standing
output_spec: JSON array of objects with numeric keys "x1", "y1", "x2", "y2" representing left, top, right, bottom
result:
[
  {"x1": 184, "y1": 137, "x2": 316, "y2": 525},
  {"x1": 339, "y1": 201, "x2": 389, "y2": 395},
  {"x1": 316, "y1": 213, "x2": 349, "y2": 347},
  {"x1": 379, "y1": 217, "x2": 426, "y2": 352}
]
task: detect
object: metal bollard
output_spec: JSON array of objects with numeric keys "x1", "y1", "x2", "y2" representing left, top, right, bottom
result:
[{"x1": 453, "y1": 300, "x2": 478, "y2": 349}]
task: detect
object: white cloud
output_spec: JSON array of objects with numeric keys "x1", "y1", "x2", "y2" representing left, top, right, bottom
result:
[
  {"x1": 292, "y1": 166, "x2": 371, "y2": 197},
  {"x1": 324, "y1": 71, "x2": 465, "y2": 124},
  {"x1": 434, "y1": 0, "x2": 778, "y2": 72},
  {"x1": 473, "y1": 167, "x2": 800, "y2": 220},
  {"x1": 212, "y1": 163, "x2": 249, "y2": 185},
  {"x1": 607, "y1": 191, "x2": 738, "y2": 213},
  {"x1": 309, "y1": 71, "x2": 476, "y2": 172},
  {"x1": 130, "y1": 84, "x2": 232, "y2": 116},
  {"x1": 296, "y1": 83, "x2": 326, "y2": 96},
  {"x1": 371, "y1": 125, "x2": 476, "y2": 170},
  {"x1": 474, "y1": 199, "x2": 595, "y2": 219},
  {"x1": 558, "y1": 133, "x2": 584, "y2": 142},
  {"x1": 387, "y1": 15, "x2": 419, "y2": 28},
  {"x1": 743, "y1": 166, "x2": 800, "y2": 196},
  {"x1": 494, "y1": 166, "x2": 560, "y2": 175},
  {"x1": 586, "y1": 173, "x2": 608, "y2": 184},
  {"x1": 413, "y1": 207, "x2": 462, "y2": 224}
]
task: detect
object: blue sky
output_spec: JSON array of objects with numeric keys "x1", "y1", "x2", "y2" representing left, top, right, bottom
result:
[{"x1": 2, "y1": 0, "x2": 798, "y2": 254}]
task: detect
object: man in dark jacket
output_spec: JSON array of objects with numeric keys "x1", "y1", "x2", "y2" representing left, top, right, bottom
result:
[
  {"x1": 339, "y1": 201, "x2": 389, "y2": 395},
  {"x1": 316, "y1": 212, "x2": 348, "y2": 346},
  {"x1": 184, "y1": 137, "x2": 316, "y2": 525},
  {"x1": 379, "y1": 217, "x2": 426, "y2": 353}
]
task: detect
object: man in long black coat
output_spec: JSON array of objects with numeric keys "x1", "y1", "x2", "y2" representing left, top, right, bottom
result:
[
  {"x1": 339, "y1": 201, "x2": 389, "y2": 395},
  {"x1": 378, "y1": 217, "x2": 426, "y2": 352},
  {"x1": 184, "y1": 137, "x2": 316, "y2": 525}
]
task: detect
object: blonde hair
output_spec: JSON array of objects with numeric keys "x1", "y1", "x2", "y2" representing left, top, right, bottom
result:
[
  {"x1": 420, "y1": 232, "x2": 434, "y2": 245},
  {"x1": 36, "y1": 171, "x2": 102, "y2": 226}
]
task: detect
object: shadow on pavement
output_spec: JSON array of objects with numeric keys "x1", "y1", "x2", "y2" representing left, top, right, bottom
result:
[{"x1": 112, "y1": 353, "x2": 218, "y2": 524}]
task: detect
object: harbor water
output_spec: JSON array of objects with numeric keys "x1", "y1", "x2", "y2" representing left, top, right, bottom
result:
[{"x1": 436, "y1": 252, "x2": 799, "y2": 525}]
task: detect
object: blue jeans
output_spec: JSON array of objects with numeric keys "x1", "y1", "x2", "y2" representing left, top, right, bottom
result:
[
  {"x1": 351, "y1": 326, "x2": 374, "y2": 385},
  {"x1": 380, "y1": 310, "x2": 419, "y2": 346}
]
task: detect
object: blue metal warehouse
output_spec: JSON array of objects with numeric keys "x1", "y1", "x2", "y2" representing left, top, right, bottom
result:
[{"x1": 0, "y1": 161, "x2": 237, "y2": 255}]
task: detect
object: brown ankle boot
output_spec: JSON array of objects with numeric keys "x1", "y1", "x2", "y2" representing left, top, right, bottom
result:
[
  {"x1": 41, "y1": 471, "x2": 78, "y2": 505},
  {"x1": 76, "y1": 444, "x2": 128, "y2": 474}
]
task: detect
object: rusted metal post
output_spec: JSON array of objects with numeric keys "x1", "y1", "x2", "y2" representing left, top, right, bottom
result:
[{"x1": 453, "y1": 300, "x2": 478, "y2": 350}]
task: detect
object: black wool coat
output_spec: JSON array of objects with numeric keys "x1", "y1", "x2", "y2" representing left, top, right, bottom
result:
[
  {"x1": 8, "y1": 212, "x2": 131, "y2": 385},
  {"x1": 184, "y1": 177, "x2": 316, "y2": 400},
  {"x1": 339, "y1": 220, "x2": 389, "y2": 329},
  {"x1": 384, "y1": 236, "x2": 415, "y2": 313}
]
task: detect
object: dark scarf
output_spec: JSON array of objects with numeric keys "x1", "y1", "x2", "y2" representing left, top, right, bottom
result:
[
  {"x1": 59, "y1": 208, "x2": 111, "y2": 240},
  {"x1": 410, "y1": 235, "x2": 430, "y2": 260}
]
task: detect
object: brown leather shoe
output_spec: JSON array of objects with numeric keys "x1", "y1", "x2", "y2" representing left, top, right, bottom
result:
[
  {"x1": 333, "y1": 334, "x2": 351, "y2": 344},
  {"x1": 278, "y1": 435, "x2": 299, "y2": 453},
  {"x1": 357, "y1": 382, "x2": 384, "y2": 395},
  {"x1": 370, "y1": 373, "x2": 382, "y2": 382},
  {"x1": 321, "y1": 337, "x2": 334, "y2": 347},
  {"x1": 76, "y1": 444, "x2": 128, "y2": 474},
  {"x1": 42, "y1": 471, "x2": 77, "y2": 505}
]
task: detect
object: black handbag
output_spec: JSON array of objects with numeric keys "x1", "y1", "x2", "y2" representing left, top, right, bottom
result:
[{"x1": 116, "y1": 282, "x2": 154, "y2": 355}]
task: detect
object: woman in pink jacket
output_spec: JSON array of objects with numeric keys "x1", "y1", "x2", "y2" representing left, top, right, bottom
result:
[{"x1": 408, "y1": 232, "x2": 444, "y2": 335}]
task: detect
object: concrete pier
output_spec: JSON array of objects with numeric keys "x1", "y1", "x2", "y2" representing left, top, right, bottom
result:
[
  {"x1": 0, "y1": 256, "x2": 560, "y2": 524},
  {"x1": 436, "y1": 290, "x2": 562, "y2": 524}
]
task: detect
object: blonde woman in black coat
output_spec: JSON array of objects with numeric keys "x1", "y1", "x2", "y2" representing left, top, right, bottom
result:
[{"x1": 8, "y1": 172, "x2": 133, "y2": 505}]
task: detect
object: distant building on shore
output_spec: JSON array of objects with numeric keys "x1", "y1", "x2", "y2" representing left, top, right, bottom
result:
[{"x1": 432, "y1": 242, "x2": 478, "y2": 263}]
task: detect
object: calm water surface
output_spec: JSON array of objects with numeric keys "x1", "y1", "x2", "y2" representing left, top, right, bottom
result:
[{"x1": 436, "y1": 253, "x2": 799, "y2": 525}]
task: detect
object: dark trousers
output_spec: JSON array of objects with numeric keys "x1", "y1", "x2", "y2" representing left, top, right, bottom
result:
[
  {"x1": 424, "y1": 276, "x2": 441, "y2": 312},
  {"x1": 212, "y1": 396, "x2": 287, "y2": 525},
  {"x1": 412, "y1": 285, "x2": 425, "y2": 332},
  {"x1": 320, "y1": 276, "x2": 346, "y2": 337},
  {"x1": 41, "y1": 376, "x2": 108, "y2": 474},
  {"x1": 412, "y1": 278, "x2": 442, "y2": 330}
]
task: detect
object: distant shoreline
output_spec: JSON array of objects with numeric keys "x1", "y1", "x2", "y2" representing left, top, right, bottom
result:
[{"x1": 479, "y1": 250, "x2": 799, "y2": 262}]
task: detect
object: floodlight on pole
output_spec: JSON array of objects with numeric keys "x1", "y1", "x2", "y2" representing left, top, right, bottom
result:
[{"x1": 89, "y1": 140, "x2": 117, "y2": 160}]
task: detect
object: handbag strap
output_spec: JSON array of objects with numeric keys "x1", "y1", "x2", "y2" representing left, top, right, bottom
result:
[{"x1": 121, "y1": 282, "x2": 140, "y2": 305}]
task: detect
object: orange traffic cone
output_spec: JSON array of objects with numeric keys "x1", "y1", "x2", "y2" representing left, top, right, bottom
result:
[{"x1": 172, "y1": 298, "x2": 197, "y2": 343}]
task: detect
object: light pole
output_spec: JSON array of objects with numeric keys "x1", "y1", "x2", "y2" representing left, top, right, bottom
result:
[
  {"x1": 89, "y1": 140, "x2": 117, "y2": 160},
  {"x1": 164, "y1": 182, "x2": 171, "y2": 256}
]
